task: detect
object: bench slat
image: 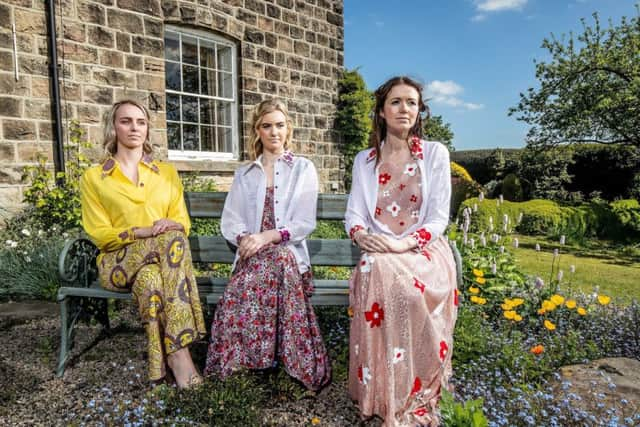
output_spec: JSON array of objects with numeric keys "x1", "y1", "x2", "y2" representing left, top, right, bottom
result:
[{"x1": 185, "y1": 192, "x2": 349, "y2": 221}]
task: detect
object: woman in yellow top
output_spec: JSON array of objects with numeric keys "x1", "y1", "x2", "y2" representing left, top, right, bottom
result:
[{"x1": 80, "y1": 99, "x2": 206, "y2": 388}]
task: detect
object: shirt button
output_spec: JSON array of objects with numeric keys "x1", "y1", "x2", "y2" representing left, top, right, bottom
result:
[
  {"x1": 276, "y1": 172, "x2": 279, "y2": 175},
  {"x1": 275, "y1": 200, "x2": 279, "y2": 204},
  {"x1": 139, "y1": 182, "x2": 144, "y2": 187}
]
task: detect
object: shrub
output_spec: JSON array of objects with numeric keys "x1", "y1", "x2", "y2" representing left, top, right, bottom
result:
[
  {"x1": 609, "y1": 199, "x2": 640, "y2": 238},
  {"x1": 501, "y1": 173, "x2": 523, "y2": 201},
  {"x1": 451, "y1": 162, "x2": 483, "y2": 218}
]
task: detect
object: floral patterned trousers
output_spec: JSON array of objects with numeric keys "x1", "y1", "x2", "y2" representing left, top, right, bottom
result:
[{"x1": 98, "y1": 230, "x2": 206, "y2": 381}]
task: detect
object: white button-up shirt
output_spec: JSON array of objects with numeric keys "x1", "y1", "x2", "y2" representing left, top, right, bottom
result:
[
  {"x1": 221, "y1": 151, "x2": 318, "y2": 273},
  {"x1": 345, "y1": 139, "x2": 451, "y2": 248}
]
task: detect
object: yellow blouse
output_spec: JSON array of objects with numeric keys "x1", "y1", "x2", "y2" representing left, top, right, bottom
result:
[{"x1": 80, "y1": 155, "x2": 191, "y2": 253}]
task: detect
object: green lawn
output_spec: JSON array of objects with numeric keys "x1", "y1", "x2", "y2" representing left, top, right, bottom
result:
[{"x1": 512, "y1": 235, "x2": 640, "y2": 303}]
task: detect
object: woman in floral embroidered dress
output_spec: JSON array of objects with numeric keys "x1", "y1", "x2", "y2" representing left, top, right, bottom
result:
[
  {"x1": 204, "y1": 99, "x2": 331, "y2": 390},
  {"x1": 346, "y1": 77, "x2": 458, "y2": 426},
  {"x1": 80, "y1": 100, "x2": 206, "y2": 388}
]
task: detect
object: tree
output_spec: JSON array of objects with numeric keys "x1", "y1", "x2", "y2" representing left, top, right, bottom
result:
[
  {"x1": 423, "y1": 114, "x2": 455, "y2": 151},
  {"x1": 336, "y1": 69, "x2": 374, "y2": 190},
  {"x1": 518, "y1": 147, "x2": 574, "y2": 201},
  {"x1": 509, "y1": 8, "x2": 640, "y2": 148}
]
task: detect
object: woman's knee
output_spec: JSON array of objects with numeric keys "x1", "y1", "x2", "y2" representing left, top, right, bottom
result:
[{"x1": 132, "y1": 264, "x2": 163, "y2": 294}]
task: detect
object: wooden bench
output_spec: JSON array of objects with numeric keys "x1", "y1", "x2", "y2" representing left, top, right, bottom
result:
[{"x1": 56, "y1": 192, "x2": 463, "y2": 376}]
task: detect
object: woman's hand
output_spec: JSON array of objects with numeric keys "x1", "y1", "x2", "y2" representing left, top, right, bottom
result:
[
  {"x1": 152, "y1": 218, "x2": 184, "y2": 236},
  {"x1": 354, "y1": 231, "x2": 415, "y2": 253},
  {"x1": 238, "y1": 230, "x2": 280, "y2": 261}
]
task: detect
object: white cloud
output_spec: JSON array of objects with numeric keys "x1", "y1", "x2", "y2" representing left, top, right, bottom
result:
[
  {"x1": 426, "y1": 80, "x2": 484, "y2": 111},
  {"x1": 475, "y1": 0, "x2": 527, "y2": 12}
]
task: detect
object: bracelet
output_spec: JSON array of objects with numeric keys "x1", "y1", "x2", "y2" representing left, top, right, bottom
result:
[
  {"x1": 278, "y1": 229, "x2": 290, "y2": 244},
  {"x1": 349, "y1": 225, "x2": 365, "y2": 242}
]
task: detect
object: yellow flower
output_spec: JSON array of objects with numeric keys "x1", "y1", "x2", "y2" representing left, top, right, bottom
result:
[
  {"x1": 469, "y1": 286, "x2": 480, "y2": 294},
  {"x1": 537, "y1": 308, "x2": 546, "y2": 315},
  {"x1": 565, "y1": 300, "x2": 577, "y2": 309},
  {"x1": 514, "y1": 314, "x2": 523, "y2": 322},
  {"x1": 550, "y1": 294, "x2": 565, "y2": 305},
  {"x1": 501, "y1": 302, "x2": 513, "y2": 311},
  {"x1": 577, "y1": 307, "x2": 587, "y2": 316},
  {"x1": 311, "y1": 417, "x2": 321, "y2": 425},
  {"x1": 597, "y1": 295, "x2": 611, "y2": 305},
  {"x1": 503, "y1": 310, "x2": 517, "y2": 320},
  {"x1": 542, "y1": 300, "x2": 557, "y2": 312},
  {"x1": 471, "y1": 296, "x2": 487, "y2": 305},
  {"x1": 544, "y1": 320, "x2": 556, "y2": 331},
  {"x1": 472, "y1": 268, "x2": 484, "y2": 277},
  {"x1": 530, "y1": 344, "x2": 544, "y2": 355},
  {"x1": 475, "y1": 277, "x2": 486, "y2": 285},
  {"x1": 510, "y1": 298, "x2": 525, "y2": 307}
]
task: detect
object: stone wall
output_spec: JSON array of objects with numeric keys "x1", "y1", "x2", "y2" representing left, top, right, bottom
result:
[{"x1": 0, "y1": 0, "x2": 344, "y2": 216}]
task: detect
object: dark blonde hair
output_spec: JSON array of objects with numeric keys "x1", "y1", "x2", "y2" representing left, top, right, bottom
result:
[
  {"x1": 370, "y1": 76, "x2": 429, "y2": 165},
  {"x1": 102, "y1": 99, "x2": 153, "y2": 159},
  {"x1": 249, "y1": 98, "x2": 293, "y2": 160}
]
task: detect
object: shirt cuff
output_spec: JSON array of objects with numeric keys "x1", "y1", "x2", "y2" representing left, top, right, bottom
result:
[
  {"x1": 236, "y1": 233, "x2": 249, "y2": 246},
  {"x1": 117, "y1": 227, "x2": 137, "y2": 243},
  {"x1": 349, "y1": 225, "x2": 365, "y2": 242}
]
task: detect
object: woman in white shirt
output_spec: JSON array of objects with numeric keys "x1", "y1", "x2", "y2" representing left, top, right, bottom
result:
[
  {"x1": 346, "y1": 76, "x2": 458, "y2": 426},
  {"x1": 204, "y1": 99, "x2": 330, "y2": 391}
]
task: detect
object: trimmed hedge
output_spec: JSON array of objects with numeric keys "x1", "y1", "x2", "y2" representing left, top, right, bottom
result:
[{"x1": 457, "y1": 197, "x2": 640, "y2": 241}]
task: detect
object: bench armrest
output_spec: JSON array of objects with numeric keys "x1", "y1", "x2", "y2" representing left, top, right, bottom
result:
[{"x1": 58, "y1": 238, "x2": 99, "y2": 288}]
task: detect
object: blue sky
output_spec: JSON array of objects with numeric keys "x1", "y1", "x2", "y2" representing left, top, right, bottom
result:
[{"x1": 344, "y1": 0, "x2": 635, "y2": 151}]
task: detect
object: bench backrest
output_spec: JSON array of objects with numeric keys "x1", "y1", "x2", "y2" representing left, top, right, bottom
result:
[{"x1": 184, "y1": 192, "x2": 361, "y2": 266}]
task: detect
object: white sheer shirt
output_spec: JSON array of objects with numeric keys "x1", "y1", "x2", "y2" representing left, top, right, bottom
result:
[
  {"x1": 345, "y1": 139, "x2": 451, "y2": 247},
  {"x1": 220, "y1": 151, "x2": 318, "y2": 273}
]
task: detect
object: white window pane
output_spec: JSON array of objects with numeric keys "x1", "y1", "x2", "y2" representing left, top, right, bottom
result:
[
  {"x1": 218, "y1": 126, "x2": 233, "y2": 153},
  {"x1": 164, "y1": 32, "x2": 180, "y2": 62},
  {"x1": 201, "y1": 125, "x2": 217, "y2": 152},
  {"x1": 167, "y1": 122, "x2": 181, "y2": 150},
  {"x1": 200, "y1": 40, "x2": 216, "y2": 69},
  {"x1": 200, "y1": 99, "x2": 215, "y2": 124},
  {"x1": 166, "y1": 93, "x2": 180, "y2": 121},
  {"x1": 182, "y1": 95, "x2": 198, "y2": 123},
  {"x1": 218, "y1": 72, "x2": 233, "y2": 98},
  {"x1": 216, "y1": 101, "x2": 231, "y2": 126},
  {"x1": 182, "y1": 64, "x2": 199, "y2": 94},
  {"x1": 183, "y1": 124, "x2": 198, "y2": 151},
  {"x1": 182, "y1": 36, "x2": 198, "y2": 65},
  {"x1": 200, "y1": 68, "x2": 216, "y2": 97},
  {"x1": 165, "y1": 62, "x2": 180, "y2": 91},
  {"x1": 217, "y1": 45, "x2": 232, "y2": 72}
]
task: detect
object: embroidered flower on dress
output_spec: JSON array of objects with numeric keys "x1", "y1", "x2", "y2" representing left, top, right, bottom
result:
[
  {"x1": 413, "y1": 277, "x2": 426, "y2": 294},
  {"x1": 404, "y1": 163, "x2": 418, "y2": 176},
  {"x1": 410, "y1": 194, "x2": 418, "y2": 203},
  {"x1": 391, "y1": 347, "x2": 406, "y2": 364},
  {"x1": 439, "y1": 340, "x2": 449, "y2": 361},
  {"x1": 411, "y1": 377, "x2": 422, "y2": 395},
  {"x1": 359, "y1": 254, "x2": 375, "y2": 273},
  {"x1": 364, "y1": 302, "x2": 384, "y2": 327},
  {"x1": 414, "y1": 407, "x2": 429, "y2": 417},
  {"x1": 399, "y1": 183, "x2": 406, "y2": 191},
  {"x1": 386, "y1": 201, "x2": 401, "y2": 217},
  {"x1": 358, "y1": 365, "x2": 372, "y2": 385},
  {"x1": 411, "y1": 210, "x2": 420, "y2": 218},
  {"x1": 379, "y1": 172, "x2": 391, "y2": 185},
  {"x1": 410, "y1": 136, "x2": 423, "y2": 159},
  {"x1": 375, "y1": 207, "x2": 382, "y2": 216},
  {"x1": 382, "y1": 190, "x2": 390, "y2": 198}
]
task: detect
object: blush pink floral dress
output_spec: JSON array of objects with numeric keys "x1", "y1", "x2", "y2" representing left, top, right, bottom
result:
[
  {"x1": 204, "y1": 187, "x2": 331, "y2": 390},
  {"x1": 349, "y1": 155, "x2": 458, "y2": 426}
]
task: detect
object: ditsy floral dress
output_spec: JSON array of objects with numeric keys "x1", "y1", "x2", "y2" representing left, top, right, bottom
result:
[
  {"x1": 205, "y1": 187, "x2": 331, "y2": 390},
  {"x1": 349, "y1": 156, "x2": 458, "y2": 426}
]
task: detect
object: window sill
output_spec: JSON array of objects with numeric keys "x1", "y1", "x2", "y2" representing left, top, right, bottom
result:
[{"x1": 172, "y1": 158, "x2": 244, "y2": 173}]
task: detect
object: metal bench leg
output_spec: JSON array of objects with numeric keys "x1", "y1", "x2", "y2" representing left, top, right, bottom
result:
[{"x1": 56, "y1": 297, "x2": 71, "y2": 377}]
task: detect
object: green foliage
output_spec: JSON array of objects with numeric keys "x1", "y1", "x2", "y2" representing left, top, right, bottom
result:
[
  {"x1": 146, "y1": 373, "x2": 266, "y2": 426},
  {"x1": 518, "y1": 146, "x2": 574, "y2": 200},
  {"x1": 21, "y1": 121, "x2": 91, "y2": 231},
  {"x1": 423, "y1": 114, "x2": 455, "y2": 151},
  {"x1": 509, "y1": 9, "x2": 640, "y2": 148},
  {"x1": 182, "y1": 172, "x2": 218, "y2": 192},
  {"x1": 336, "y1": 69, "x2": 374, "y2": 190},
  {"x1": 440, "y1": 389, "x2": 488, "y2": 427},
  {"x1": 501, "y1": 173, "x2": 523, "y2": 201},
  {"x1": 610, "y1": 199, "x2": 640, "y2": 235},
  {"x1": 452, "y1": 308, "x2": 490, "y2": 364},
  {"x1": 451, "y1": 149, "x2": 522, "y2": 185}
]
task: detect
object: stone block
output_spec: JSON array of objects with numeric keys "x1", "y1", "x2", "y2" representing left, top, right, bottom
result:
[
  {"x1": 264, "y1": 32, "x2": 277, "y2": 49},
  {"x1": 62, "y1": 21, "x2": 86, "y2": 43},
  {"x1": 242, "y1": 44, "x2": 256, "y2": 59},
  {"x1": 17, "y1": 142, "x2": 52, "y2": 162},
  {"x1": 0, "y1": 4, "x2": 10, "y2": 29},
  {"x1": 144, "y1": 58, "x2": 163, "y2": 73},
  {"x1": 15, "y1": 9, "x2": 46, "y2": 36},
  {"x1": 277, "y1": 84, "x2": 291, "y2": 98},
  {"x1": 77, "y1": 1, "x2": 106, "y2": 25},
  {"x1": 62, "y1": 42, "x2": 98, "y2": 63},
  {"x1": 258, "y1": 79, "x2": 276, "y2": 94},
  {"x1": 327, "y1": 11, "x2": 342, "y2": 27},
  {"x1": 278, "y1": 36, "x2": 293, "y2": 53},
  {"x1": 0, "y1": 51, "x2": 14, "y2": 73},
  {"x1": 18, "y1": 55, "x2": 48, "y2": 76},
  {"x1": 301, "y1": 73, "x2": 315, "y2": 88},
  {"x1": 256, "y1": 47, "x2": 274, "y2": 64},
  {"x1": 245, "y1": 28, "x2": 264, "y2": 45},
  {"x1": 274, "y1": 21, "x2": 289, "y2": 35},
  {"x1": 244, "y1": 0, "x2": 264, "y2": 14},
  {"x1": 294, "y1": 40, "x2": 309, "y2": 56},
  {"x1": 92, "y1": 68, "x2": 136, "y2": 87},
  {"x1": 116, "y1": 32, "x2": 131, "y2": 52},
  {"x1": 257, "y1": 16, "x2": 273, "y2": 32},
  {"x1": 236, "y1": 9, "x2": 257, "y2": 26},
  {"x1": 243, "y1": 60, "x2": 264, "y2": 78},
  {"x1": 131, "y1": 36, "x2": 163, "y2": 57},
  {"x1": 30, "y1": 76, "x2": 50, "y2": 98},
  {"x1": 282, "y1": 10, "x2": 297, "y2": 25},
  {"x1": 38, "y1": 121, "x2": 53, "y2": 140},
  {"x1": 0, "y1": 97, "x2": 22, "y2": 118},
  {"x1": 108, "y1": 9, "x2": 143, "y2": 34},
  {"x1": 287, "y1": 56, "x2": 303, "y2": 71},
  {"x1": 266, "y1": 4, "x2": 281, "y2": 19},
  {"x1": 0, "y1": 143, "x2": 16, "y2": 162},
  {"x1": 117, "y1": 0, "x2": 162, "y2": 17},
  {"x1": 88, "y1": 26, "x2": 114, "y2": 48},
  {"x1": 83, "y1": 84, "x2": 114, "y2": 105},
  {"x1": 276, "y1": 0, "x2": 294, "y2": 8},
  {"x1": 136, "y1": 74, "x2": 164, "y2": 92},
  {"x1": 74, "y1": 64, "x2": 93, "y2": 83},
  {"x1": 125, "y1": 54, "x2": 142, "y2": 71},
  {"x1": 24, "y1": 100, "x2": 51, "y2": 120},
  {"x1": 180, "y1": 5, "x2": 196, "y2": 21},
  {"x1": 0, "y1": 187, "x2": 22, "y2": 212},
  {"x1": 290, "y1": 25, "x2": 304, "y2": 40},
  {"x1": 144, "y1": 18, "x2": 163, "y2": 38},
  {"x1": 0, "y1": 73, "x2": 29, "y2": 96},
  {"x1": 242, "y1": 77, "x2": 258, "y2": 91},
  {"x1": 265, "y1": 65, "x2": 280, "y2": 81},
  {"x1": 114, "y1": 87, "x2": 146, "y2": 103},
  {"x1": 304, "y1": 59, "x2": 319, "y2": 74},
  {"x1": 3, "y1": 120, "x2": 36, "y2": 140},
  {"x1": 99, "y1": 50, "x2": 124, "y2": 68},
  {"x1": 162, "y1": 1, "x2": 180, "y2": 19},
  {"x1": 305, "y1": 30, "x2": 316, "y2": 44},
  {"x1": 76, "y1": 104, "x2": 102, "y2": 124},
  {"x1": 211, "y1": 13, "x2": 228, "y2": 31}
]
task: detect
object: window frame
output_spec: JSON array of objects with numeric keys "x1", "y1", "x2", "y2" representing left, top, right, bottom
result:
[{"x1": 164, "y1": 25, "x2": 239, "y2": 161}]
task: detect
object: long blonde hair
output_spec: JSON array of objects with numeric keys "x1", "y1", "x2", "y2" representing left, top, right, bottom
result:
[
  {"x1": 102, "y1": 99, "x2": 153, "y2": 159},
  {"x1": 249, "y1": 99, "x2": 293, "y2": 160}
]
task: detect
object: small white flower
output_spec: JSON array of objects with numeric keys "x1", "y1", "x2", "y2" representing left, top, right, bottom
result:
[
  {"x1": 513, "y1": 238, "x2": 519, "y2": 248},
  {"x1": 386, "y1": 201, "x2": 401, "y2": 217},
  {"x1": 359, "y1": 254, "x2": 375, "y2": 273},
  {"x1": 21, "y1": 229, "x2": 31, "y2": 237},
  {"x1": 478, "y1": 192, "x2": 484, "y2": 202},
  {"x1": 6, "y1": 240, "x2": 18, "y2": 248},
  {"x1": 503, "y1": 214, "x2": 509, "y2": 224},
  {"x1": 411, "y1": 210, "x2": 420, "y2": 218},
  {"x1": 496, "y1": 199, "x2": 500, "y2": 207},
  {"x1": 38, "y1": 230, "x2": 44, "y2": 236},
  {"x1": 403, "y1": 162, "x2": 418, "y2": 176},
  {"x1": 557, "y1": 270, "x2": 564, "y2": 281},
  {"x1": 559, "y1": 235, "x2": 566, "y2": 245},
  {"x1": 391, "y1": 347, "x2": 406, "y2": 364},
  {"x1": 63, "y1": 232, "x2": 69, "y2": 238},
  {"x1": 489, "y1": 216, "x2": 493, "y2": 224},
  {"x1": 382, "y1": 190, "x2": 390, "y2": 198}
]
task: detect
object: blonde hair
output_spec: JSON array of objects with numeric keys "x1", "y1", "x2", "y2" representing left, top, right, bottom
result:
[
  {"x1": 249, "y1": 99, "x2": 293, "y2": 160},
  {"x1": 102, "y1": 99, "x2": 153, "y2": 159}
]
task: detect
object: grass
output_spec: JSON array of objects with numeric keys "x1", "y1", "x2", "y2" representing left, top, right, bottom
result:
[{"x1": 511, "y1": 234, "x2": 640, "y2": 303}]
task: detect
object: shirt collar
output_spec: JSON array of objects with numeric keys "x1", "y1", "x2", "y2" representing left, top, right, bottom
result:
[
  {"x1": 244, "y1": 150, "x2": 294, "y2": 174},
  {"x1": 366, "y1": 137, "x2": 423, "y2": 163},
  {"x1": 100, "y1": 153, "x2": 160, "y2": 178}
]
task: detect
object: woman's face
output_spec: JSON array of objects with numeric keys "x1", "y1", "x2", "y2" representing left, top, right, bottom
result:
[
  {"x1": 379, "y1": 84, "x2": 420, "y2": 136},
  {"x1": 257, "y1": 110, "x2": 288, "y2": 155},
  {"x1": 114, "y1": 103, "x2": 148, "y2": 152}
]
